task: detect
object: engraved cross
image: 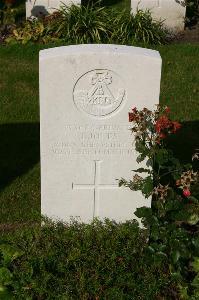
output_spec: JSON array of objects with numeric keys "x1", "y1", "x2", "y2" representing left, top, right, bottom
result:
[{"x1": 72, "y1": 160, "x2": 119, "y2": 218}]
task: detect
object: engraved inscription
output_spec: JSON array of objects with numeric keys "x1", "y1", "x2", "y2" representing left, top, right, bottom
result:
[
  {"x1": 73, "y1": 69, "x2": 125, "y2": 117},
  {"x1": 52, "y1": 124, "x2": 133, "y2": 156}
]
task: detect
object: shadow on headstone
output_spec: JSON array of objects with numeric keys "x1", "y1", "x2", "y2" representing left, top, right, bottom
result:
[
  {"x1": 31, "y1": 5, "x2": 48, "y2": 18},
  {"x1": 0, "y1": 123, "x2": 40, "y2": 191}
]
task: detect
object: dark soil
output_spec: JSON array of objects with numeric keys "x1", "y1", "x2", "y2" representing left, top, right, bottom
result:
[{"x1": 175, "y1": 24, "x2": 199, "y2": 43}]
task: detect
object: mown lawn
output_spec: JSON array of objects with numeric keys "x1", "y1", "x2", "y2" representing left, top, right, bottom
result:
[{"x1": 0, "y1": 42, "x2": 199, "y2": 224}]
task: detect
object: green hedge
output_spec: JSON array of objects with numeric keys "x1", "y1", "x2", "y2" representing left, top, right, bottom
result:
[{"x1": 0, "y1": 219, "x2": 174, "y2": 299}]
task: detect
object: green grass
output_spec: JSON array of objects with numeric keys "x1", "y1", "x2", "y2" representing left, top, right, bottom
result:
[
  {"x1": 159, "y1": 44, "x2": 199, "y2": 121},
  {"x1": 0, "y1": 43, "x2": 199, "y2": 224},
  {"x1": 158, "y1": 44, "x2": 199, "y2": 164}
]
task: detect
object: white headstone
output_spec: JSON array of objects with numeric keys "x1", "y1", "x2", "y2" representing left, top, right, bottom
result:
[
  {"x1": 131, "y1": 0, "x2": 186, "y2": 31},
  {"x1": 26, "y1": 0, "x2": 80, "y2": 19},
  {"x1": 40, "y1": 44, "x2": 162, "y2": 223}
]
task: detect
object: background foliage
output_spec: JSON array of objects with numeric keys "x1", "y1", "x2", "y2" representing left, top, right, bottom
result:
[{"x1": 3, "y1": 3, "x2": 167, "y2": 45}]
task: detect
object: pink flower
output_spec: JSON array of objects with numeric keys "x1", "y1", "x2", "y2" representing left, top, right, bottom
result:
[
  {"x1": 128, "y1": 112, "x2": 135, "y2": 122},
  {"x1": 183, "y1": 189, "x2": 191, "y2": 197},
  {"x1": 172, "y1": 121, "x2": 181, "y2": 133},
  {"x1": 132, "y1": 107, "x2": 137, "y2": 112},
  {"x1": 165, "y1": 106, "x2": 170, "y2": 114},
  {"x1": 155, "y1": 115, "x2": 171, "y2": 133},
  {"x1": 159, "y1": 132, "x2": 166, "y2": 139}
]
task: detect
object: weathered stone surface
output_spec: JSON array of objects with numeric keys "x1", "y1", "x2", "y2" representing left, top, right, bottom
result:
[
  {"x1": 40, "y1": 44, "x2": 161, "y2": 223},
  {"x1": 26, "y1": 0, "x2": 80, "y2": 18},
  {"x1": 131, "y1": 0, "x2": 186, "y2": 31}
]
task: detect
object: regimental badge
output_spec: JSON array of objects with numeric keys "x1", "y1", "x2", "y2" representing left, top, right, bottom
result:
[{"x1": 73, "y1": 69, "x2": 126, "y2": 117}]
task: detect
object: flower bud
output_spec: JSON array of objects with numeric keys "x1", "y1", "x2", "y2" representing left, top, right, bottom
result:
[{"x1": 183, "y1": 189, "x2": 191, "y2": 197}]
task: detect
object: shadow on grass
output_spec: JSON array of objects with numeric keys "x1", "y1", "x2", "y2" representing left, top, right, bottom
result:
[
  {"x1": 0, "y1": 121, "x2": 198, "y2": 192},
  {"x1": 0, "y1": 123, "x2": 40, "y2": 191},
  {"x1": 166, "y1": 120, "x2": 199, "y2": 169}
]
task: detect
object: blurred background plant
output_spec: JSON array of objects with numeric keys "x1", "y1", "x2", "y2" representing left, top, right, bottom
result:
[
  {"x1": 5, "y1": 3, "x2": 168, "y2": 45},
  {"x1": 0, "y1": 0, "x2": 25, "y2": 43},
  {"x1": 56, "y1": 2, "x2": 112, "y2": 44},
  {"x1": 0, "y1": 0, "x2": 25, "y2": 25},
  {"x1": 185, "y1": 0, "x2": 199, "y2": 26},
  {"x1": 111, "y1": 8, "x2": 166, "y2": 45}
]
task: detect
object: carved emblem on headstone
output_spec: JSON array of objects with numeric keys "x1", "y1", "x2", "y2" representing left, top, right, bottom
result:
[{"x1": 73, "y1": 69, "x2": 125, "y2": 117}]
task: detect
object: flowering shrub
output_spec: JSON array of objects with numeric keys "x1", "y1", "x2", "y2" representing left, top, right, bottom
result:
[
  {"x1": 120, "y1": 105, "x2": 198, "y2": 199},
  {"x1": 120, "y1": 105, "x2": 199, "y2": 298}
]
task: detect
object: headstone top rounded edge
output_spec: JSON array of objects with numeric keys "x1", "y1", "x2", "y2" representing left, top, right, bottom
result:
[{"x1": 39, "y1": 44, "x2": 161, "y2": 61}]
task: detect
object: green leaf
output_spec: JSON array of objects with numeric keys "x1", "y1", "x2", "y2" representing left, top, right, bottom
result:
[
  {"x1": 188, "y1": 196, "x2": 199, "y2": 204},
  {"x1": 155, "y1": 149, "x2": 169, "y2": 165},
  {"x1": 134, "y1": 207, "x2": 152, "y2": 219},
  {"x1": 146, "y1": 246, "x2": 155, "y2": 254},
  {"x1": 170, "y1": 272, "x2": 182, "y2": 282},
  {"x1": 169, "y1": 209, "x2": 190, "y2": 222},
  {"x1": 165, "y1": 199, "x2": 181, "y2": 212},
  {"x1": 118, "y1": 179, "x2": 125, "y2": 187},
  {"x1": 0, "y1": 244, "x2": 23, "y2": 266},
  {"x1": 141, "y1": 176, "x2": 153, "y2": 197},
  {"x1": 0, "y1": 268, "x2": 12, "y2": 286},
  {"x1": 136, "y1": 154, "x2": 146, "y2": 163},
  {"x1": 157, "y1": 251, "x2": 167, "y2": 258},
  {"x1": 150, "y1": 225, "x2": 159, "y2": 241},
  {"x1": 153, "y1": 251, "x2": 167, "y2": 265},
  {"x1": 192, "y1": 275, "x2": 199, "y2": 288},
  {"x1": 135, "y1": 140, "x2": 146, "y2": 154},
  {"x1": 191, "y1": 257, "x2": 199, "y2": 272},
  {"x1": 132, "y1": 168, "x2": 150, "y2": 174},
  {"x1": 178, "y1": 285, "x2": 189, "y2": 299},
  {"x1": 146, "y1": 159, "x2": 153, "y2": 167},
  {"x1": 187, "y1": 214, "x2": 199, "y2": 225},
  {"x1": 0, "y1": 286, "x2": 13, "y2": 299},
  {"x1": 171, "y1": 250, "x2": 180, "y2": 264},
  {"x1": 192, "y1": 237, "x2": 199, "y2": 251}
]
